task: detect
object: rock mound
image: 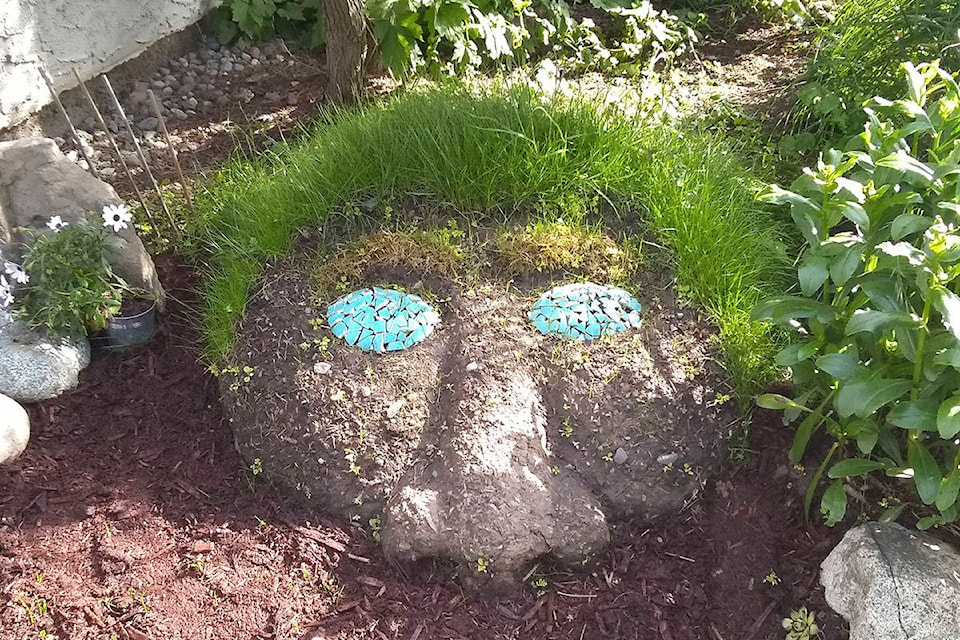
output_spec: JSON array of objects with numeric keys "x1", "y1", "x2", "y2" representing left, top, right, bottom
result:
[{"x1": 222, "y1": 243, "x2": 736, "y2": 585}]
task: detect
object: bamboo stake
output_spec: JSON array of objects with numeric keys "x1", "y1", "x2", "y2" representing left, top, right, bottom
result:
[
  {"x1": 70, "y1": 68, "x2": 156, "y2": 230},
  {"x1": 38, "y1": 66, "x2": 101, "y2": 179},
  {"x1": 100, "y1": 74, "x2": 177, "y2": 233},
  {"x1": 147, "y1": 89, "x2": 195, "y2": 223}
]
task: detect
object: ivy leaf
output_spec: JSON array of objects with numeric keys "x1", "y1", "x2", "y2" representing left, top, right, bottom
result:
[
  {"x1": 828, "y1": 458, "x2": 888, "y2": 478},
  {"x1": 836, "y1": 377, "x2": 911, "y2": 418},
  {"x1": 908, "y1": 438, "x2": 942, "y2": 506},
  {"x1": 887, "y1": 399, "x2": 938, "y2": 431},
  {"x1": 936, "y1": 393, "x2": 960, "y2": 438},
  {"x1": 821, "y1": 479, "x2": 847, "y2": 526}
]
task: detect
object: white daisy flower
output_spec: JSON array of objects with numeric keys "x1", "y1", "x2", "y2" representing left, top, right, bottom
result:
[
  {"x1": 47, "y1": 215, "x2": 69, "y2": 232},
  {"x1": 3, "y1": 261, "x2": 28, "y2": 285},
  {"x1": 101, "y1": 204, "x2": 133, "y2": 233},
  {"x1": 0, "y1": 276, "x2": 14, "y2": 307}
]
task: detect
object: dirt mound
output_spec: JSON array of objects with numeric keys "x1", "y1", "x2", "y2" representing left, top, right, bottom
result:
[{"x1": 223, "y1": 233, "x2": 737, "y2": 586}]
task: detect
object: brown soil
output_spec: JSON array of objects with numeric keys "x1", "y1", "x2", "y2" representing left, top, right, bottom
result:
[{"x1": 0, "y1": 257, "x2": 848, "y2": 640}]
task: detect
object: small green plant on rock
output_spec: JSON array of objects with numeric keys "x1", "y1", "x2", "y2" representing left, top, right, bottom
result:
[
  {"x1": 782, "y1": 607, "x2": 819, "y2": 640},
  {"x1": 754, "y1": 61, "x2": 960, "y2": 529}
]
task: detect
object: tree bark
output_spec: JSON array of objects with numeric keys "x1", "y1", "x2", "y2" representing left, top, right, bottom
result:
[{"x1": 323, "y1": 0, "x2": 368, "y2": 104}]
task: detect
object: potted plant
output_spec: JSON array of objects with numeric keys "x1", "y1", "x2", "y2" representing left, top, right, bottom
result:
[{"x1": 0, "y1": 204, "x2": 157, "y2": 349}]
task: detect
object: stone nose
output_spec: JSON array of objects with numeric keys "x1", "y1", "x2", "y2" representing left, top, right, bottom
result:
[{"x1": 380, "y1": 289, "x2": 609, "y2": 585}]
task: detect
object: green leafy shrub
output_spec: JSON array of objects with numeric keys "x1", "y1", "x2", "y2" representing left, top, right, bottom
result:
[
  {"x1": 209, "y1": 0, "x2": 326, "y2": 49},
  {"x1": 12, "y1": 215, "x2": 127, "y2": 336},
  {"x1": 789, "y1": 0, "x2": 960, "y2": 144},
  {"x1": 754, "y1": 62, "x2": 960, "y2": 529},
  {"x1": 367, "y1": 0, "x2": 698, "y2": 77}
]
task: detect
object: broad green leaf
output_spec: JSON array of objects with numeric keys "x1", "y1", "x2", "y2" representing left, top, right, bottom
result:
[
  {"x1": 887, "y1": 399, "x2": 938, "y2": 431},
  {"x1": 876, "y1": 241, "x2": 927, "y2": 266},
  {"x1": 756, "y1": 394, "x2": 809, "y2": 412},
  {"x1": 917, "y1": 515, "x2": 941, "y2": 530},
  {"x1": 830, "y1": 245, "x2": 862, "y2": 285},
  {"x1": 878, "y1": 503, "x2": 905, "y2": 523},
  {"x1": 836, "y1": 201, "x2": 869, "y2": 231},
  {"x1": 836, "y1": 377, "x2": 911, "y2": 418},
  {"x1": 933, "y1": 348, "x2": 960, "y2": 369},
  {"x1": 821, "y1": 479, "x2": 848, "y2": 526},
  {"x1": 789, "y1": 409, "x2": 824, "y2": 464},
  {"x1": 775, "y1": 341, "x2": 819, "y2": 366},
  {"x1": 891, "y1": 213, "x2": 933, "y2": 240},
  {"x1": 937, "y1": 393, "x2": 960, "y2": 438},
  {"x1": 845, "y1": 310, "x2": 916, "y2": 335},
  {"x1": 877, "y1": 151, "x2": 935, "y2": 186},
  {"x1": 751, "y1": 297, "x2": 837, "y2": 325},
  {"x1": 908, "y1": 438, "x2": 942, "y2": 505},
  {"x1": 933, "y1": 288, "x2": 960, "y2": 341},
  {"x1": 936, "y1": 469, "x2": 960, "y2": 513},
  {"x1": 860, "y1": 277, "x2": 902, "y2": 312},
  {"x1": 828, "y1": 458, "x2": 887, "y2": 478},
  {"x1": 798, "y1": 254, "x2": 829, "y2": 297},
  {"x1": 759, "y1": 185, "x2": 823, "y2": 244},
  {"x1": 816, "y1": 352, "x2": 863, "y2": 381},
  {"x1": 433, "y1": 1, "x2": 469, "y2": 38},
  {"x1": 856, "y1": 419, "x2": 879, "y2": 454}
]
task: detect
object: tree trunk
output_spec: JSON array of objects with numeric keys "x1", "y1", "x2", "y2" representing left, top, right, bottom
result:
[{"x1": 324, "y1": 0, "x2": 367, "y2": 104}]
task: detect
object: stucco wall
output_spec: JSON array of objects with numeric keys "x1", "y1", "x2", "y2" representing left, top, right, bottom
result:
[{"x1": 0, "y1": 0, "x2": 218, "y2": 130}]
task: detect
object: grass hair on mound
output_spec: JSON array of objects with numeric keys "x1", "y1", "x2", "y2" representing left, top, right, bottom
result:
[{"x1": 191, "y1": 83, "x2": 791, "y2": 399}]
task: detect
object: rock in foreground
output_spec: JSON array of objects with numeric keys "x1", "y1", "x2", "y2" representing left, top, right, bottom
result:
[
  {"x1": 821, "y1": 522, "x2": 960, "y2": 640},
  {"x1": 0, "y1": 393, "x2": 29, "y2": 465}
]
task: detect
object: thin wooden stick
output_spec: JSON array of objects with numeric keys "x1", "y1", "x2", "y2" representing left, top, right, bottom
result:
[
  {"x1": 70, "y1": 68, "x2": 155, "y2": 228},
  {"x1": 100, "y1": 74, "x2": 177, "y2": 233},
  {"x1": 147, "y1": 89, "x2": 194, "y2": 223},
  {"x1": 38, "y1": 66, "x2": 100, "y2": 179}
]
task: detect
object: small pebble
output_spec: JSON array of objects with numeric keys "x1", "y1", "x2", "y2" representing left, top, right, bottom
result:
[
  {"x1": 657, "y1": 452, "x2": 679, "y2": 465},
  {"x1": 613, "y1": 447, "x2": 628, "y2": 465},
  {"x1": 136, "y1": 117, "x2": 159, "y2": 131},
  {"x1": 313, "y1": 362, "x2": 332, "y2": 375},
  {"x1": 466, "y1": 362, "x2": 479, "y2": 372},
  {"x1": 386, "y1": 399, "x2": 405, "y2": 419}
]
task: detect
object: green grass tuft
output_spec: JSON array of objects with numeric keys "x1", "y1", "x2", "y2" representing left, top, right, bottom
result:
[{"x1": 191, "y1": 84, "x2": 790, "y2": 398}]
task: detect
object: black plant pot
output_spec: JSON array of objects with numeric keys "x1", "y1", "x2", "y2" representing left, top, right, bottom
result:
[{"x1": 91, "y1": 301, "x2": 157, "y2": 350}]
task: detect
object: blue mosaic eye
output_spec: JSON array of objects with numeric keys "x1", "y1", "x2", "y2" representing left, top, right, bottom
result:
[
  {"x1": 327, "y1": 288, "x2": 440, "y2": 352},
  {"x1": 529, "y1": 282, "x2": 642, "y2": 341}
]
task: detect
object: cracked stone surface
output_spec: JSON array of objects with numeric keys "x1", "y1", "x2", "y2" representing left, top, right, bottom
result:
[
  {"x1": 821, "y1": 522, "x2": 960, "y2": 640},
  {"x1": 222, "y1": 247, "x2": 736, "y2": 586}
]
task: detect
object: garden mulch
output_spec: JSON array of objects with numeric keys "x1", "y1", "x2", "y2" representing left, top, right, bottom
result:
[{"x1": 0, "y1": 258, "x2": 848, "y2": 640}]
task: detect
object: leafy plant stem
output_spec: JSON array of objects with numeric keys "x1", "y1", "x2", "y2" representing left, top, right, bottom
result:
[
  {"x1": 911, "y1": 271, "x2": 936, "y2": 401},
  {"x1": 804, "y1": 440, "x2": 839, "y2": 521}
]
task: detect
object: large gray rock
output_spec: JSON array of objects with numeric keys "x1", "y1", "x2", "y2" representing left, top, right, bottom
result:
[
  {"x1": 0, "y1": 138, "x2": 164, "y2": 305},
  {"x1": 0, "y1": 393, "x2": 29, "y2": 465},
  {"x1": 0, "y1": 317, "x2": 91, "y2": 402},
  {"x1": 821, "y1": 522, "x2": 960, "y2": 640}
]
